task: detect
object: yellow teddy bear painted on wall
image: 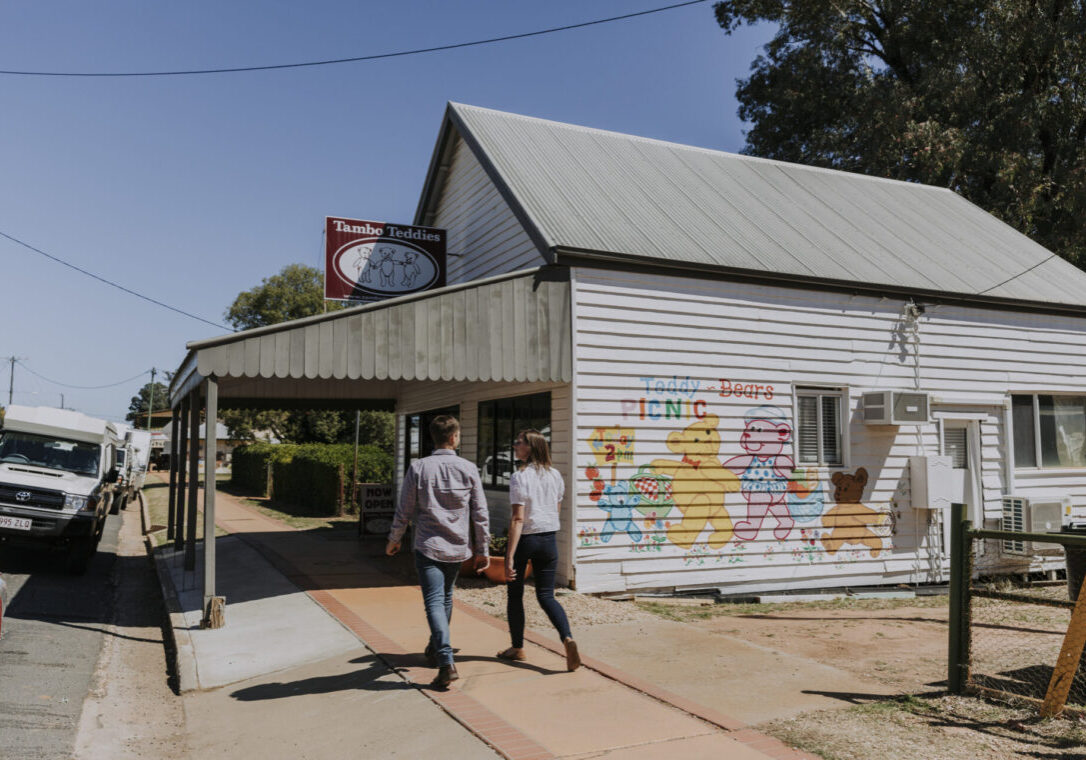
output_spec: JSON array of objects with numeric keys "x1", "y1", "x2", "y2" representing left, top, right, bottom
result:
[{"x1": 650, "y1": 414, "x2": 740, "y2": 550}]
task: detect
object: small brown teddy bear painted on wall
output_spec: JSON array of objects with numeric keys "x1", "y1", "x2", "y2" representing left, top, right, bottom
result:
[{"x1": 820, "y1": 467, "x2": 888, "y2": 557}]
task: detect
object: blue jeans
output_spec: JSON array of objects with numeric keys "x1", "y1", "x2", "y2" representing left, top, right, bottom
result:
[
  {"x1": 415, "y1": 551, "x2": 461, "y2": 666},
  {"x1": 507, "y1": 531, "x2": 572, "y2": 648}
]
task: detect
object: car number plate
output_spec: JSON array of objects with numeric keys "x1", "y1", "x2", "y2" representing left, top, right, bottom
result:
[{"x1": 0, "y1": 515, "x2": 32, "y2": 531}]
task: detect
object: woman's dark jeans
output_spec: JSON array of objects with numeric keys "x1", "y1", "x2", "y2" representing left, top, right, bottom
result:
[{"x1": 507, "y1": 531, "x2": 572, "y2": 648}]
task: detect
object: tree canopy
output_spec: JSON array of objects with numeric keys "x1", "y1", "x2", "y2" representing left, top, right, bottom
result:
[
  {"x1": 225, "y1": 263, "x2": 341, "y2": 331},
  {"x1": 715, "y1": 1, "x2": 1086, "y2": 265},
  {"x1": 126, "y1": 381, "x2": 170, "y2": 423}
]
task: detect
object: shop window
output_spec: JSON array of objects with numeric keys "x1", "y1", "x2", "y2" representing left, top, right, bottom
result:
[
  {"x1": 1011, "y1": 394, "x2": 1086, "y2": 469},
  {"x1": 795, "y1": 388, "x2": 843, "y2": 466},
  {"x1": 477, "y1": 392, "x2": 550, "y2": 488},
  {"x1": 403, "y1": 405, "x2": 460, "y2": 472}
]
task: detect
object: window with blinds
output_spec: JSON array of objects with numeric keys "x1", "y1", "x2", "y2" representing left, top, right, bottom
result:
[
  {"x1": 943, "y1": 427, "x2": 968, "y2": 469},
  {"x1": 796, "y1": 390, "x2": 843, "y2": 465}
]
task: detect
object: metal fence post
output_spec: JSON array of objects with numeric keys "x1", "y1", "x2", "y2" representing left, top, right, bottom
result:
[{"x1": 948, "y1": 502, "x2": 969, "y2": 693}]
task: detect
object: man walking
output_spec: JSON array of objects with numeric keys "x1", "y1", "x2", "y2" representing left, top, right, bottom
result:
[{"x1": 386, "y1": 415, "x2": 489, "y2": 688}]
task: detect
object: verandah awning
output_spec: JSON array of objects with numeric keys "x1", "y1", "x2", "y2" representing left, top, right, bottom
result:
[{"x1": 168, "y1": 266, "x2": 572, "y2": 408}]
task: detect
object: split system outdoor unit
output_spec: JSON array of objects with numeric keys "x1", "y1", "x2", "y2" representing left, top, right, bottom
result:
[
  {"x1": 1000, "y1": 496, "x2": 1071, "y2": 556},
  {"x1": 862, "y1": 391, "x2": 930, "y2": 425}
]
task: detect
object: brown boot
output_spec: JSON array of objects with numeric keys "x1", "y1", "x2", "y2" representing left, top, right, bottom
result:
[
  {"x1": 432, "y1": 664, "x2": 459, "y2": 688},
  {"x1": 563, "y1": 638, "x2": 581, "y2": 672}
]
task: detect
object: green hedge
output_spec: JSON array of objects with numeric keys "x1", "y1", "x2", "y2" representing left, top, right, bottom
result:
[
  {"x1": 230, "y1": 443, "x2": 298, "y2": 496},
  {"x1": 236, "y1": 442, "x2": 393, "y2": 516}
]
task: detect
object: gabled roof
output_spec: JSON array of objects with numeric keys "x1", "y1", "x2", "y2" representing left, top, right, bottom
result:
[{"x1": 418, "y1": 102, "x2": 1086, "y2": 313}]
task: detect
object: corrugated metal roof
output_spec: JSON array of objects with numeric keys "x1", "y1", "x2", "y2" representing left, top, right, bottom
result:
[
  {"x1": 169, "y1": 268, "x2": 571, "y2": 406},
  {"x1": 446, "y1": 103, "x2": 1086, "y2": 310}
]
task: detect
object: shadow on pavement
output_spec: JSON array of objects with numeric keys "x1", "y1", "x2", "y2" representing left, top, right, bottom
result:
[{"x1": 229, "y1": 654, "x2": 414, "y2": 700}]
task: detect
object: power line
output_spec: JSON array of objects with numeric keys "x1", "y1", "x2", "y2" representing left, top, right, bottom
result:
[
  {"x1": 15, "y1": 360, "x2": 151, "y2": 390},
  {"x1": 0, "y1": 1, "x2": 709, "y2": 78},
  {"x1": 0, "y1": 228, "x2": 230, "y2": 330},
  {"x1": 976, "y1": 252, "x2": 1061, "y2": 295}
]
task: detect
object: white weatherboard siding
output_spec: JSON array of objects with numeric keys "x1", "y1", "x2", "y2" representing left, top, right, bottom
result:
[
  {"x1": 429, "y1": 135, "x2": 544, "y2": 285},
  {"x1": 572, "y1": 269, "x2": 1086, "y2": 594},
  {"x1": 394, "y1": 380, "x2": 574, "y2": 585}
]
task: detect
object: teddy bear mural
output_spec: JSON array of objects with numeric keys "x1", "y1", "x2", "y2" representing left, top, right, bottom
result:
[
  {"x1": 648, "y1": 414, "x2": 740, "y2": 549},
  {"x1": 594, "y1": 478, "x2": 644, "y2": 544},
  {"x1": 723, "y1": 406, "x2": 796, "y2": 541},
  {"x1": 820, "y1": 467, "x2": 891, "y2": 557}
]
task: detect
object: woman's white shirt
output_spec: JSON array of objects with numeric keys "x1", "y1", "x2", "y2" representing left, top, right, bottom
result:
[{"x1": 509, "y1": 466, "x2": 563, "y2": 534}]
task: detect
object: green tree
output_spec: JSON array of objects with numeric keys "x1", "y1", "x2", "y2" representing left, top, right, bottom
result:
[
  {"x1": 715, "y1": 1, "x2": 1086, "y2": 265},
  {"x1": 225, "y1": 263, "x2": 341, "y2": 330},
  {"x1": 356, "y1": 409, "x2": 395, "y2": 451},
  {"x1": 126, "y1": 381, "x2": 170, "y2": 423}
]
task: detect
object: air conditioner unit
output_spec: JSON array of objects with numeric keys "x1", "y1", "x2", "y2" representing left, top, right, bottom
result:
[
  {"x1": 862, "y1": 391, "x2": 930, "y2": 425},
  {"x1": 1001, "y1": 496, "x2": 1070, "y2": 555}
]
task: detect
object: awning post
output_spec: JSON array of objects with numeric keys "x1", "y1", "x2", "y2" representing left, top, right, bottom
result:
[
  {"x1": 166, "y1": 406, "x2": 180, "y2": 541},
  {"x1": 184, "y1": 389, "x2": 200, "y2": 572},
  {"x1": 174, "y1": 395, "x2": 189, "y2": 552},
  {"x1": 202, "y1": 376, "x2": 222, "y2": 627}
]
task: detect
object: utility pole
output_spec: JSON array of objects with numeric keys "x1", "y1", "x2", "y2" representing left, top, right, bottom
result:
[
  {"x1": 60, "y1": 394, "x2": 65, "y2": 409},
  {"x1": 7, "y1": 356, "x2": 26, "y2": 406},
  {"x1": 146, "y1": 367, "x2": 157, "y2": 431}
]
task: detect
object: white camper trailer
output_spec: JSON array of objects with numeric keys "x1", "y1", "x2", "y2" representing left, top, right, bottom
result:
[
  {"x1": 0, "y1": 405, "x2": 121, "y2": 573},
  {"x1": 127, "y1": 429, "x2": 152, "y2": 494}
]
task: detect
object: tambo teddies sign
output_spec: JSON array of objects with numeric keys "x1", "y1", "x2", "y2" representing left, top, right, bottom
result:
[{"x1": 325, "y1": 217, "x2": 446, "y2": 303}]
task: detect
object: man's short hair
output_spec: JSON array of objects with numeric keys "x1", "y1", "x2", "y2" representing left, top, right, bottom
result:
[{"x1": 429, "y1": 415, "x2": 460, "y2": 448}]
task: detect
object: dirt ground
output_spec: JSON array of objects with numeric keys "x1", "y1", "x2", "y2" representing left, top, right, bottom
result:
[{"x1": 457, "y1": 580, "x2": 1086, "y2": 760}]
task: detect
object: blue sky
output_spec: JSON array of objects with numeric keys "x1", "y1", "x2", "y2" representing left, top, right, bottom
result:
[{"x1": 0, "y1": 1, "x2": 772, "y2": 422}]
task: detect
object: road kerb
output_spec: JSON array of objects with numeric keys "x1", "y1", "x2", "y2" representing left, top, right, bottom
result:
[{"x1": 146, "y1": 537, "x2": 198, "y2": 693}]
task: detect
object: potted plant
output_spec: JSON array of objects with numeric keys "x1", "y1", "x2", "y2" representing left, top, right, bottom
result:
[{"x1": 461, "y1": 535, "x2": 529, "y2": 583}]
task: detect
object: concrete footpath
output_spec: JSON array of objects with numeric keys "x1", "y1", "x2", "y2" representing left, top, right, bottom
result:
[{"x1": 151, "y1": 476, "x2": 818, "y2": 760}]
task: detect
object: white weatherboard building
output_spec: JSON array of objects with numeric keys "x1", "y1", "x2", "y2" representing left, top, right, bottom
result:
[{"x1": 170, "y1": 103, "x2": 1086, "y2": 598}]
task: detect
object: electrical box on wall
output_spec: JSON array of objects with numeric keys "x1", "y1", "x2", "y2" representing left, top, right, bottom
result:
[
  {"x1": 863, "y1": 391, "x2": 930, "y2": 425},
  {"x1": 909, "y1": 456, "x2": 954, "y2": 509}
]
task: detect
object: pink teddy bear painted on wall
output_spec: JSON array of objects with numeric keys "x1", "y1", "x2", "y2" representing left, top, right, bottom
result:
[{"x1": 723, "y1": 405, "x2": 795, "y2": 541}]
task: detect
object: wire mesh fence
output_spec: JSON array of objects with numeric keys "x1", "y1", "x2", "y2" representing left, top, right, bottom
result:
[
  {"x1": 947, "y1": 504, "x2": 1086, "y2": 716},
  {"x1": 966, "y1": 552, "x2": 1084, "y2": 708}
]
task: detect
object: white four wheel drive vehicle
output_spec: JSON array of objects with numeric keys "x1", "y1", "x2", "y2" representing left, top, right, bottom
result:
[
  {"x1": 0, "y1": 405, "x2": 121, "y2": 574},
  {"x1": 110, "y1": 422, "x2": 136, "y2": 514}
]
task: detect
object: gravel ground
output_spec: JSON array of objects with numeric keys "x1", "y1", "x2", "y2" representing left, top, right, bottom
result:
[
  {"x1": 455, "y1": 578, "x2": 1086, "y2": 759},
  {"x1": 763, "y1": 694, "x2": 1086, "y2": 760}
]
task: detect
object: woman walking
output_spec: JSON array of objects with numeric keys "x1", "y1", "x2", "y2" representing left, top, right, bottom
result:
[{"x1": 497, "y1": 429, "x2": 580, "y2": 671}]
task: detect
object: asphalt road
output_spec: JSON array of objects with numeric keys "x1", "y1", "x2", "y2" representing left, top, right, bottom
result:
[{"x1": 0, "y1": 513, "x2": 123, "y2": 760}]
